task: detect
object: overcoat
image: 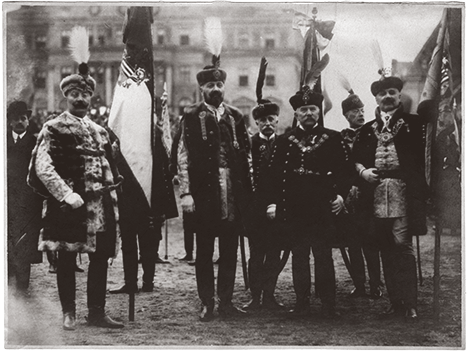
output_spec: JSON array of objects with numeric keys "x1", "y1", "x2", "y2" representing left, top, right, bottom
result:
[
  {"x1": 244, "y1": 132, "x2": 278, "y2": 242},
  {"x1": 266, "y1": 125, "x2": 352, "y2": 246},
  {"x1": 352, "y1": 106, "x2": 428, "y2": 236},
  {"x1": 28, "y1": 112, "x2": 121, "y2": 257},
  {"x1": 7, "y1": 131, "x2": 43, "y2": 264},
  {"x1": 178, "y1": 102, "x2": 252, "y2": 231}
]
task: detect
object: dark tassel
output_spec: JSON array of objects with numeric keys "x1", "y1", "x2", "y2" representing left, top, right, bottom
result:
[
  {"x1": 212, "y1": 54, "x2": 220, "y2": 68},
  {"x1": 78, "y1": 62, "x2": 89, "y2": 76}
]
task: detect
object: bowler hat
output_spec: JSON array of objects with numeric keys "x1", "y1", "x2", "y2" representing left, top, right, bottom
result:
[{"x1": 7, "y1": 100, "x2": 32, "y2": 120}]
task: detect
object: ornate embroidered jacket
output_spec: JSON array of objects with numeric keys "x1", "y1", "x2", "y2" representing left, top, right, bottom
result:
[
  {"x1": 353, "y1": 106, "x2": 428, "y2": 235},
  {"x1": 177, "y1": 102, "x2": 252, "y2": 228},
  {"x1": 266, "y1": 125, "x2": 351, "y2": 237}
]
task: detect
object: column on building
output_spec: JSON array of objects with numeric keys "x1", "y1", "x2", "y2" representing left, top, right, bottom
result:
[
  {"x1": 105, "y1": 64, "x2": 113, "y2": 106},
  {"x1": 47, "y1": 66, "x2": 57, "y2": 112}
]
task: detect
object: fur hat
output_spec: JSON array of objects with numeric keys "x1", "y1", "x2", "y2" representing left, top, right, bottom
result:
[
  {"x1": 196, "y1": 66, "x2": 227, "y2": 86},
  {"x1": 289, "y1": 86, "x2": 324, "y2": 111},
  {"x1": 370, "y1": 76, "x2": 403, "y2": 96},
  {"x1": 342, "y1": 93, "x2": 364, "y2": 115}
]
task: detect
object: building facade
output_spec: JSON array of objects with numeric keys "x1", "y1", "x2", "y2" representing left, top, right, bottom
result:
[{"x1": 6, "y1": 4, "x2": 306, "y2": 131}]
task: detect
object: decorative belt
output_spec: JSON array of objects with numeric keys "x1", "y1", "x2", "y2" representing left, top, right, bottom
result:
[
  {"x1": 377, "y1": 169, "x2": 403, "y2": 179},
  {"x1": 293, "y1": 167, "x2": 321, "y2": 176}
]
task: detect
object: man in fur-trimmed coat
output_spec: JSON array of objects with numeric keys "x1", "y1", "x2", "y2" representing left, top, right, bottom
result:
[
  {"x1": 177, "y1": 62, "x2": 253, "y2": 321},
  {"x1": 28, "y1": 69, "x2": 124, "y2": 330}
]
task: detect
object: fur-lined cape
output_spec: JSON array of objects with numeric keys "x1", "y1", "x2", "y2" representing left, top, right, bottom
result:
[{"x1": 28, "y1": 112, "x2": 120, "y2": 257}]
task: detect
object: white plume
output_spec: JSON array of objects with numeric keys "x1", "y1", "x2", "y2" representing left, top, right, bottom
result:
[
  {"x1": 370, "y1": 39, "x2": 384, "y2": 73},
  {"x1": 69, "y1": 26, "x2": 90, "y2": 64},
  {"x1": 204, "y1": 17, "x2": 223, "y2": 57},
  {"x1": 337, "y1": 71, "x2": 353, "y2": 94}
]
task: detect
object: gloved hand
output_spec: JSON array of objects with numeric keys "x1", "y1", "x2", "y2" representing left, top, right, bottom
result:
[
  {"x1": 331, "y1": 195, "x2": 345, "y2": 214},
  {"x1": 266, "y1": 204, "x2": 276, "y2": 220},
  {"x1": 64, "y1": 192, "x2": 84, "y2": 209},
  {"x1": 361, "y1": 168, "x2": 380, "y2": 184},
  {"x1": 181, "y1": 195, "x2": 195, "y2": 213}
]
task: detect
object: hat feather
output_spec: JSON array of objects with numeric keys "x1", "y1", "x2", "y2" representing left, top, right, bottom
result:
[
  {"x1": 69, "y1": 26, "x2": 90, "y2": 66},
  {"x1": 256, "y1": 57, "x2": 268, "y2": 103},
  {"x1": 370, "y1": 39, "x2": 386, "y2": 78},
  {"x1": 204, "y1": 17, "x2": 223, "y2": 65},
  {"x1": 304, "y1": 53, "x2": 329, "y2": 90},
  {"x1": 337, "y1": 71, "x2": 354, "y2": 94}
]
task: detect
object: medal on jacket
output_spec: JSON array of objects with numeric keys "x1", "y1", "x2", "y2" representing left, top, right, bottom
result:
[
  {"x1": 199, "y1": 111, "x2": 207, "y2": 140},
  {"x1": 229, "y1": 115, "x2": 240, "y2": 149}
]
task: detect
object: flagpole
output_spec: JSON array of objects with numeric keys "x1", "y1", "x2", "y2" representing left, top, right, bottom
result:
[{"x1": 417, "y1": 8, "x2": 448, "y2": 322}]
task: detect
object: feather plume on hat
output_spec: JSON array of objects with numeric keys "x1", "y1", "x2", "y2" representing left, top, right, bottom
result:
[
  {"x1": 256, "y1": 57, "x2": 268, "y2": 103},
  {"x1": 303, "y1": 53, "x2": 330, "y2": 91},
  {"x1": 370, "y1": 39, "x2": 390, "y2": 79},
  {"x1": 69, "y1": 26, "x2": 91, "y2": 76},
  {"x1": 337, "y1": 71, "x2": 354, "y2": 95},
  {"x1": 252, "y1": 57, "x2": 280, "y2": 119},
  {"x1": 60, "y1": 26, "x2": 96, "y2": 96},
  {"x1": 369, "y1": 39, "x2": 403, "y2": 96},
  {"x1": 204, "y1": 17, "x2": 223, "y2": 68}
]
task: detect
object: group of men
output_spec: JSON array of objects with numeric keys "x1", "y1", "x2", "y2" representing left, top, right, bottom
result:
[
  {"x1": 7, "y1": 43, "x2": 427, "y2": 331},
  {"x1": 174, "y1": 56, "x2": 427, "y2": 322}
]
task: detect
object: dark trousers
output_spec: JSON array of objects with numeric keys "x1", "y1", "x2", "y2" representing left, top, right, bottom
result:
[
  {"x1": 120, "y1": 223, "x2": 158, "y2": 287},
  {"x1": 375, "y1": 217, "x2": 417, "y2": 309},
  {"x1": 348, "y1": 244, "x2": 381, "y2": 290},
  {"x1": 57, "y1": 251, "x2": 109, "y2": 315},
  {"x1": 195, "y1": 221, "x2": 238, "y2": 306},
  {"x1": 8, "y1": 251, "x2": 31, "y2": 291},
  {"x1": 248, "y1": 237, "x2": 281, "y2": 300},
  {"x1": 292, "y1": 238, "x2": 336, "y2": 306},
  {"x1": 183, "y1": 213, "x2": 195, "y2": 256}
]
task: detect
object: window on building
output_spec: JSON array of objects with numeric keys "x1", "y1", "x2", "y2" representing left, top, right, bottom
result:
[
  {"x1": 239, "y1": 75, "x2": 249, "y2": 87},
  {"x1": 266, "y1": 75, "x2": 275, "y2": 87},
  {"x1": 157, "y1": 29, "x2": 166, "y2": 45},
  {"x1": 61, "y1": 31, "x2": 70, "y2": 48},
  {"x1": 115, "y1": 29, "x2": 123, "y2": 45},
  {"x1": 179, "y1": 66, "x2": 191, "y2": 83},
  {"x1": 34, "y1": 70, "x2": 47, "y2": 89},
  {"x1": 35, "y1": 35, "x2": 46, "y2": 50},
  {"x1": 98, "y1": 35, "x2": 105, "y2": 46},
  {"x1": 265, "y1": 38, "x2": 275, "y2": 50},
  {"x1": 61, "y1": 66, "x2": 73, "y2": 80},
  {"x1": 96, "y1": 66, "x2": 105, "y2": 84},
  {"x1": 180, "y1": 35, "x2": 190, "y2": 46},
  {"x1": 89, "y1": 35, "x2": 94, "y2": 47}
]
